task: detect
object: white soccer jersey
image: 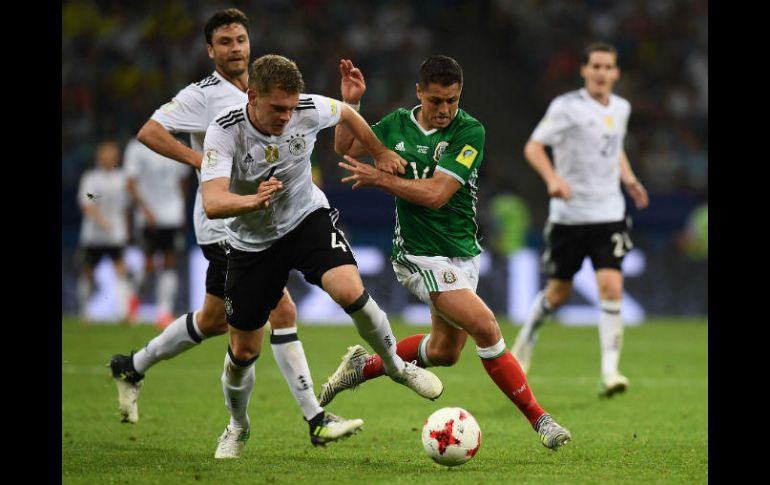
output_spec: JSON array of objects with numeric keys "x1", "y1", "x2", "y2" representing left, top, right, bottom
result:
[
  {"x1": 532, "y1": 88, "x2": 631, "y2": 224},
  {"x1": 77, "y1": 168, "x2": 130, "y2": 246},
  {"x1": 123, "y1": 138, "x2": 191, "y2": 228},
  {"x1": 150, "y1": 70, "x2": 247, "y2": 244},
  {"x1": 201, "y1": 94, "x2": 342, "y2": 252}
]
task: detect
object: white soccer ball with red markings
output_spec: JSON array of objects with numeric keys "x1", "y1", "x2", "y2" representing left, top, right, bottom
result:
[{"x1": 421, "y1": 407, "x2": 481, "y2": 466}]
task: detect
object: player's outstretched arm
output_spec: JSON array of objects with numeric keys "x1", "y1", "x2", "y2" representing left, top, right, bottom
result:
[
  {"x1": 339, "y1": 155, "x2": 459, "y2": 210},
  {"x1": 334, "y1": 59, "x2": 369, "y2": 159},
  {"x1": 137, "y1": 119, "x2": 203, "y2": 170},
  {"x1": 338, "y1": 104, "x2": 406, "y2": 175}
]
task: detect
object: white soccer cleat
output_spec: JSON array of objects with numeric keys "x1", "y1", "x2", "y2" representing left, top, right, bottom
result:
[
  {"x1": 389, "y1": 361, "x2": 443, "y2": 401},
  {"x1": 115, "y1": 380, "x2": 142, "y2": 424},
  {"x1": 600, "y1": 373, "x2": 630, "y2": 398},
  {"x1": 214, "y1": 425, "x2": 250, "y2": 459},
  {"x1": 317, "y1": 345, "x2": 369, "y2": 407}
]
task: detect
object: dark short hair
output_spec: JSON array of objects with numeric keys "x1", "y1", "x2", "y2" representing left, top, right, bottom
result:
[
  {"x1": 419, "y1": 55, "x2": 463, "y2": 88},
  {"x1": 205, "y1": 8, "x2": 249, "y2": 45},
  {"x1": 248, "y1": 55, "x2": 305, "y2": 96},
  {"x1": 582, "y1": 42, "x2": 618, "y2": 65}
]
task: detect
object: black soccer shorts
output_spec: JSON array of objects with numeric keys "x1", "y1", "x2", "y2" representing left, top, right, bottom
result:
[
  {"x1": 141, "y1": 227, "x2": 184, "y2": 254},
  {"x1": 224, "y1": 207, "x2": 357, "y2": 331},
  {"x1": 541, "y1": 218, "x2": 633, "y2": 280},
  {"x1": 200, "y1": 240, "x2": 229, "y2": 299}
]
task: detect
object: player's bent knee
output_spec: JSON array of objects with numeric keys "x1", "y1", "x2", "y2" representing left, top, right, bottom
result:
[
  {"x1": 468, "y1": 319, "x2": 502, "y2": 347},
  {"x1": 196, "y1": 312, "x2": 229, "y2": 337},
  {"x1": 598, "y1": 284, "x2": 623, "y2": 301},
  {"x1": 549, "y1": 290, "x2": 571, "y2": 308},
  {"x1": 269, "y1": 301, "x2": 297, "y2": 329},
  {"x1": 229, "y1": 345, "x2": 259, "y2": 363},
  {"x1": 335, "y1": 288, "x2": 367, "y2": 309},
  {"x1": 431, "y1": 348, "x2": 462, "y2": 366}
]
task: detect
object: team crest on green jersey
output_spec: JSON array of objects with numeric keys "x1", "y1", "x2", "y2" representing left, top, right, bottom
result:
[
  {"x1": 265, "y1": 144, "x2": 279, "y2": 163},
  {"x1": 433, "y1": 141, "x2": 449, "y2": 162}
]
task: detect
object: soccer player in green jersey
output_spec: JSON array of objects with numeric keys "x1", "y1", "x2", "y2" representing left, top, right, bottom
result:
[{"x1": 322, "y1": 56, "x2": 572, "y2": 450}]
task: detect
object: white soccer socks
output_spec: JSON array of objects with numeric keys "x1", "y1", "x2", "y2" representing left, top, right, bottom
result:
[
  {"x1": 132, "y1": 312, "x2": 205, "y2": 374},
  {"x1": 221, "y1": 348, "x2": 257, "y2": 430},
  {"x1": 598, "y1": 299, "x2": 623, "y2": 377},
  {"x1": 345, "y1": 291, "x2": 405, "y2": 375},
  {"x1": 270, "y1": 327, "x2": 324, "y2": 421}
]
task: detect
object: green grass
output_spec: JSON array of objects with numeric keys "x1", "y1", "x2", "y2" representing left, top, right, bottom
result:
[{"x1": 62, "y1": 317, "x2": 707, "y2": 484}]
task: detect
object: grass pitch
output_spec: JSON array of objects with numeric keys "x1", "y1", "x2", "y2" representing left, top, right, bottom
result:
[{"x1": 62, "y1": 317, "x2": 707, "y2": 484}]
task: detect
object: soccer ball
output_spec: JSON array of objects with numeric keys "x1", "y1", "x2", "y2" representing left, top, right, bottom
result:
[{"x1": 421, "y1": 407, "x2": 481, "y2": 467}]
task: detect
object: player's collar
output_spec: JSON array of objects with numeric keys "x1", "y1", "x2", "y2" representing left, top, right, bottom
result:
[
  {"x1": 580, "y1": 88, "x2": 613, "y2": 109},
  {"x1": 244, "y1": 104, "x2": 280, "y2": 142},
  {"x1": 410, "y1": 105, "x2": 438, "y2": 136},
  {"x1": 213, "y1": 70, "x2": 248, "y2": 95}
]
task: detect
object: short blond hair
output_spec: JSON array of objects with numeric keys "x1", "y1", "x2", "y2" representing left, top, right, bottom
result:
[{"x1": 248, "y1": 55, "x2": 305, "y2": 96}]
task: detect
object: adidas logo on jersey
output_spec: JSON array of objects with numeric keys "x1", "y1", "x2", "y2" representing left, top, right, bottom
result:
[
  {"x1": 243, "y1": 153, "x2": 255, "y2": 164},
  {"x1": 395, "y1": 141, "x2": 405, "y2": 152}
]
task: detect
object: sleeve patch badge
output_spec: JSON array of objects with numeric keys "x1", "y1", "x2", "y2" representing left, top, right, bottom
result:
[
  {"x1": 330, "y1": 99, "x2": 338, "y2": 116},
  {"x1": 455, "y1": 144, "x2": 478, "y2": 168},
  {"x1": 204, "y1": 149, "x2": 218, "y2": 169},
  {"x1": 160, "y1": 99, "x2": 178, "y2": 113}
]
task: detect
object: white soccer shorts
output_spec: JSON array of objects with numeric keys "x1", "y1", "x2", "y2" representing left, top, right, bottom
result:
[{"x1": 392, "y1": 254, "x2": 481, "y2": 329}]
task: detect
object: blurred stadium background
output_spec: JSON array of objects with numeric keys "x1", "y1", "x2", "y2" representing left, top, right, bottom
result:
[{"x1": 61, "y1": 0, "x2": 707, "y2": 324}]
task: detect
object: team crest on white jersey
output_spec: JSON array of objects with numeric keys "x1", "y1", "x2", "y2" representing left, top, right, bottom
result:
[
  {"x1": 442, "y1": 270, "x2": 457, "y2": 284},
  {"x1": 433, "y1": 141, "x2": 449, "y2": 162},
  {"x1": 265, "y1": 144, "x2": 279, "y2": 163},
  {"x1": 288, "y1": 134, "x2": 306, "y2": 156}
]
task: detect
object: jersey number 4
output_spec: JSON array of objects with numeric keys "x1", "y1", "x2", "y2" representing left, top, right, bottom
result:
[{"x1": 331, "y1": 232, "x2": 348, "y2": 252}]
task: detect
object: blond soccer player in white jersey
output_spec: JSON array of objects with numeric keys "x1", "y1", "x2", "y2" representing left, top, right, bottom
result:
[
  {"x1": 123, "y1": 138, "x2": 191, "y2": 327},
  {"x1": 201, "y1": 55, "x2": 443, "y2": 459},
  {"x1": 511, "y1": 42, "x2": 649, "y2": 397},
  {"x1": 107, "y1": 11, "x2": 325, "y2": 445}
]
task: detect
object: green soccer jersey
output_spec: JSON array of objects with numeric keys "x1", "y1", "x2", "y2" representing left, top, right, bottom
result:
[{"x1": 371, "y1": 106, "x2": 485, "y2": 259}]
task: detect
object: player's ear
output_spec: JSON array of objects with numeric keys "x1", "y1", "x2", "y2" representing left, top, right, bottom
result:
[
  {"x1": 207, "y1": 43, "x2": 215, "y2": 60},
  {"x1": 415, "y1": 83, "x2": 422, "y2": 101}
]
